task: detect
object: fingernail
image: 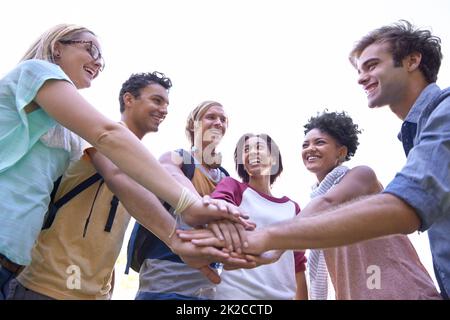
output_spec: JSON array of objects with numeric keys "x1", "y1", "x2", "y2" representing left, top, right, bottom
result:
[{"x1": 244, "y1": 241, "x2": 248, "y2": 248}]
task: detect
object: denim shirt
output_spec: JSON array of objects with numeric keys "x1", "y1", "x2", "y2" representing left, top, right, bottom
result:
[{"x1": 384, "y1": 83, "x2": 450, "y2": 299}]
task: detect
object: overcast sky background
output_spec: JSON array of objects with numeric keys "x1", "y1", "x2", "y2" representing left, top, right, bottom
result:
[{"x1": 2, "y1": 0, "x2": 449, "y2": 299}]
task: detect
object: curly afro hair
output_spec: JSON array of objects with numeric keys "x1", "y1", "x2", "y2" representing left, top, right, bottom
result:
[{"x1": 303, "y1": 111, "x2": 361, "y2": 161}]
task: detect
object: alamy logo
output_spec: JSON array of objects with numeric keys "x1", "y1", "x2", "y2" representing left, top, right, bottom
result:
[
  {"x1": 66, "y1": 265, "x2": 81, "y2": 290},
  {"x1": 366, "y1": 265, "x2": 381, "y2": 290}
]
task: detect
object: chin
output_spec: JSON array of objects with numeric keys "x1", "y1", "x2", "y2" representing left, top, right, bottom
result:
[
  {"x1": 146, "y1": 124, "x2": 158, "y2": 133},
  {"x1": 305, "y1": 165, "x2": 320, "y2": 173},
  {"x1": 368, "y1": 97, "x2": 387, "y2": 109},
  {"x1": 367, "y1": 98, "x2": 376, "y2": 108},
  {"x1": 79, "y1": 79, "x2": 91, "y2": 89},
  {"x1": 369, "y1": 103, "x2": 386, "y2": 109}
]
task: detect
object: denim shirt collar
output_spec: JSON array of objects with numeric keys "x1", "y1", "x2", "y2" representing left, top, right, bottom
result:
[
  {"x1": 397, "y1": 83, "x2": 441, "y2": 142},
  {"x1": 405, "y1": 83, "x2": 441, "y2": 123}
]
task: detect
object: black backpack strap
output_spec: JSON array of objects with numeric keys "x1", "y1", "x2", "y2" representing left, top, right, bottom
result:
[
  {"x1": 176, "y1": 149, "x2": 196, "y2": 180},
  {"x1": 218, "y1": 166, "x2": 230, "y2": 177},
  {"x1": 42, "y1": 173, "x2": 103, "y2": 230},
  {"x1": 104, "y1": 196, "x2": 119, "y2": 232},
  {"x1": 125, "y1": 149, "x2": 195, "y2": 274},
  {"x1": 54, "y1": 173, "x2": 103, "y2": 208},
  {"x1": 175, "y1": 148, "x2": 230, "y2": 179},
  {"x1": 125, "y1": 222, "x2": 141, "y2": 274},
  {"x1": 42, "y1": 176, "x2": 63, "y2": 230},
  {"x1": 176, "y1": 148, "x2": 229, "y2": 179},
  {"x1": 125, "y1": 148, "x2": 229, "y2": 274},
  {"x1": 50, "y1": 176, "x2": 62, "y2": 203}
]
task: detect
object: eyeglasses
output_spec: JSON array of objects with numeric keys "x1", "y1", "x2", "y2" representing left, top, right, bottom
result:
[
  {"x1": 59, "y1": 40, "x2": 105, "y2": 71},
  {"x1": 150, "y1": 71, "x2": 172, "y2": 89}
]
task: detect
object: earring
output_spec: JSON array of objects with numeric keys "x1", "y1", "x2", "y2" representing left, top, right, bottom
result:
[{"x1": 335, "y1": 157, "x2": 341, "y2": 166}]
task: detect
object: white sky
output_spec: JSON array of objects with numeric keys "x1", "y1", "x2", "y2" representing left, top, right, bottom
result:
[{"x1": 2, "y1": 0, "x2": 449, "y2": 299}]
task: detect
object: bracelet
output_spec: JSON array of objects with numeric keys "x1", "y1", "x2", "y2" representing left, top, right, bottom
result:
[
  {"x1": 169, "y1": 187, "x2": 198, "y2": 238},
  {"x1": 168, "y1": 216, "x2": 180, "y2": 239},
  {"x1": 174, "y1": 187, "x2": 197, "y2": 215}
]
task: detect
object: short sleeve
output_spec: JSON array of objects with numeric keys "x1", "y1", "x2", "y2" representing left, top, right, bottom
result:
[
  {"x1": 292, "y1": 201, "x2": 306, "y2": 272},
  {"x1": 293, "y1": 202, "x2": 301, "y2": 215},
  {"x1": 81, "y1": 140, "x2": 95, "y2": 161},
  {"x1": 210, "y1": 177, "x2": 245, "y2": 206},
  {"x1": 294, "y1": 251, "x2": 307, "y2": 273},
  {"x1": 0, "y1": 60, "x2": 73, "y2": 172},
  {"x1": 10, "y1": 59, "x2": 72, "y2": 113}
]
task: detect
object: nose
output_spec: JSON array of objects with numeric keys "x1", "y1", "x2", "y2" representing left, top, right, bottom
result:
[
  {"x1": 303, "y1": 144, "x2": 316, "y2": 155},
  {"x1": 158, "y1": 104, "x2": 168, "y2": 117},
  {"x1": 358, "y1": 72, "x2": 369, "y2": 86},
  {"x1": 93, "y1": 60, "x2": 104, "y2": 74},
  {"x1": 248, "y1": 145, "x2": 259, "y2": 157},
  {"x1": 212, "y1": 117, "x2": 224, "y2": 127}
]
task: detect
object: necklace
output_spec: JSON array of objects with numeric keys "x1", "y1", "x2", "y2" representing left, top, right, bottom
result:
[{"x1": 206, "y1": 166, "x2": 221, "y2": 183}]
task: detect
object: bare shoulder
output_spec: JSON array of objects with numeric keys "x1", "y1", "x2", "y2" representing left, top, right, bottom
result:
[
  {"x1": 349, "y1": 165, "x2": 376, "y2": 177},
  {"x1": 347, "y1": 165, "x2": 381, "y2": 191},
  {"x1": 159, "y1": 150, "x2": 183, "y2": 167}
]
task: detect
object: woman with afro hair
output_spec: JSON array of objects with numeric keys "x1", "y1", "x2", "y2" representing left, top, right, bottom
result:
[{"x1": 301, "y1": 111, "x2": 440, "y2": 300}]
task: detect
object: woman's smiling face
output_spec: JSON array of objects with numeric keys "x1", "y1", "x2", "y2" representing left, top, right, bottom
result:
[{"x1": 302, "y1": 128, "x2": 347, "y2": 182}]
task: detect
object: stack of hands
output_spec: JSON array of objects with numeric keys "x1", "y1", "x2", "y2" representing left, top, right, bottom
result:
[{"x1": 170, "y1": 195, "x2": 284, "y2": 284}]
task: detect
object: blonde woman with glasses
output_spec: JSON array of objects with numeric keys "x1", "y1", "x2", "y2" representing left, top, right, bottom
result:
[{"x1": 0, "y1": 24, "x2": 247, "y2": 299}]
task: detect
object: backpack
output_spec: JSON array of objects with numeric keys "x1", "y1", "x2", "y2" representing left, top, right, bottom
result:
[
  {"x1": 43, "y1": 172, "x2": 119, "y2": 235},
  {"x1": 125, "y1": 149, "x2": 229, "y2": 274}
]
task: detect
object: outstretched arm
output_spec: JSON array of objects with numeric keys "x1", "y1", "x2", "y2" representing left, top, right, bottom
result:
[
  {"x1": 36, "y1": 80, "x2": 187, "y2": 208},
  {"x1": 300, "y1": 166, "x2": 382, "y2": 218},
  {"x1": 244, "y1": 166, "x2": 420, "y2": 253},
  {"x1": 87, "y1": 148, "x2": 239, "y2": 284},
  {"x1": 246, "y1": 193, "x2": 420, "y2": 254},
  {"x1": 179, "y1": 166, "x2": 383, "y2": 250},
  {"x1": 182, "y1": 166, "x2": 420, "y2": 254},
  {"x1": 250, "y1": 166, "x2": 420, "y2": 249},
  {"x1": 34, "y1": 80, "x2": 245, "y2": 222}
]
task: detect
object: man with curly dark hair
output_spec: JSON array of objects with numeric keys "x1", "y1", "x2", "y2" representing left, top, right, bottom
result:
[
  {"x1": 303, "y1": 111, "x2": 439, "y2": 299},
  {"x1": 179, "y1": 20, "x2": 450, "y2": 300}
]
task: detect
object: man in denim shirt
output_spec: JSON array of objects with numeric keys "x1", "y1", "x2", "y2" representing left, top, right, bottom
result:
[
  {"x1": 180, "y1": 20, "x2": 449, "y2": 299},
  {"x1": 351, "y1": 20, "x2": 450, "y2": 299}
]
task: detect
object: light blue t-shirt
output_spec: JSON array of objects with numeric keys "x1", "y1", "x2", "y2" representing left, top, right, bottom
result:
[{"x1": 0, "y1": 59, "x2": 75, "y2": 265}]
